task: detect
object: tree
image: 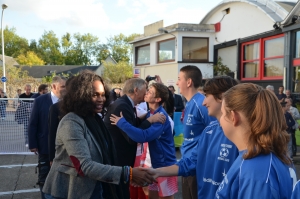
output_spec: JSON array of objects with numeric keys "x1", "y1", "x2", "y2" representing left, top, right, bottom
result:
[
  {"x1": 72, "y1": 33, "x2": 100, "y2": 65},
  {"x1": 102, "y1": 61, "x2": 133, "y2": 83},
  {"x1": 16, "y1": 51, "x2": 45, "y2": 66},
  {"x1": 97, "y1": 33, "x2": 139, "y2": 64},
  {"x1": 213, "y1": 56, "x2": 231, "y2": 76},
  {"x1": 38, "y1": 30, "x2": 64, "y2": 65},
  {"x1": 0, "y1": 26, "x2": 29, "y2": 58},
  {"x1": 41, "y1": 71, "x2": 72, "y2": 84},
  {"x1": 0, "y1": 64, "x2": 38, "y2": 97}
]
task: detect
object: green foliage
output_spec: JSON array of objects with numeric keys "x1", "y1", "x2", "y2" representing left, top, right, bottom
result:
[
  {"x1": 97, "y1": 33, "x2": 140, "y2": 64},
  {"x1": 0, "y1": 26, "x2": 139, "y2": 67},
  {"x1": 38, "y1": 30, "x2": 64, "y2": 65},
  {"x1": 213, "y1": 56, "x2": 231, "y2": 76},
  {"x1": 102, "y1": 61, "x2": 133, "y2": 83},
  {"x1": 16, "y1": 51, "x2": 45, "y2": 66},
  {"x1": 41, "y1": 71, "x2": 73, "y2": 84},
  {"x1": 0, "y1": 26, "x2": 29, "y2": 58}
]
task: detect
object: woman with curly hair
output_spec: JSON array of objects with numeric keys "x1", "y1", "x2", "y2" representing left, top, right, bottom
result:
[
  {"x1": 215, "y1": 83, "x2": 297, "y2": 199},
  {"x1": 43, "y1": 70, "x2": 154, "y2": 199}
]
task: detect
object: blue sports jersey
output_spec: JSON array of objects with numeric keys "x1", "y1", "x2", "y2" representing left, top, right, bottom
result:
[
  {"x1": 215, "y1": 151, "x2": 295, "y2": 199},
  {"x1": 291, "y1": 180, "x2": 300, "y2": 199},
  {"x1": 116, "y1": 106, "x2": 176, "y2": 168},
  {"x1": 180, "y1": 93, "x2": 212, "y2": 157},
  {"x1": 177, "y1": 120, "x2": 239, "y2": 199}
]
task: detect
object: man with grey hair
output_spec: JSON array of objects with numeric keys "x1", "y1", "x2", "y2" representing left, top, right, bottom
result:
[
  {"x1": 104, "y1": 78, "x2": 164, "y2": 199},
  {"x1": 266, "y1": 85, "x2": 275, "y2": 92},
  {"x1": 286, "y1": 89, "x2": 297, "y2": 107},
  {"x1": 28, "y1": 76, "x2": 66, "y2": 199}
]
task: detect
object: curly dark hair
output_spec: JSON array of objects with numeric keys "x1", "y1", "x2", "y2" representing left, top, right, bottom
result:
[{"x1": 60, "y1": 70, "x2": 110, "y2": 118}]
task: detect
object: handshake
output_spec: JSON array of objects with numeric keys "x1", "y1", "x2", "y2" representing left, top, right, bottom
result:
[{"x1": 131, "y1": 167, "x2": 159, "y2": 187}]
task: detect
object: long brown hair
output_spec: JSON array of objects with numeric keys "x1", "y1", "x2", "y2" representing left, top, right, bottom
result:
[{"x1": 223, "y1": 83, "x2": 291, "y2": 165}]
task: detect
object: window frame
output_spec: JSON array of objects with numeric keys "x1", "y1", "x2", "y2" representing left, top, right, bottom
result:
[
  {"x1": 182, "y1": 37, "x2": 209, "y2": 63},
  {"x1": 157, "y1": 38, "x2": 176, "y2": 63},
  {"x1": 240, "y1": 34, "x2": 284, "y2": 81},
  {"x1": 135, "y1": 44, "x2": 150, "y2": 66}
]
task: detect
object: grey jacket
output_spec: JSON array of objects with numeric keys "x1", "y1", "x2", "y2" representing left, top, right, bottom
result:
[{"x1": 43, "y1": 112, "x2": 122, "y2": 199}]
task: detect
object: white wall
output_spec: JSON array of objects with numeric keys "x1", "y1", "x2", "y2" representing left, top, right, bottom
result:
[
  {"x1": 218, "y1": 45, "x2": 237, "y2": 73},
  {"x1": 204, "y1": 2, "x2": 275, "y2": 43},
  {"x1": 133, "y1": 31, "x2": 214, "y2": 94}
]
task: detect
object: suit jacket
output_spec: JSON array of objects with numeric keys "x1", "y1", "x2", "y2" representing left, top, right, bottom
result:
[
  {"x1": 174, "y1": 94, "x2": 184, "y2": 112},
  {"x1": 48, "y1": 102, "x2": 60, "y2": 162},
  {"x1": 104, "y1": 95, "x2": 139, "y2": 168},
  {"x1": 28, "y1": 93, "x2": 53, "y2": 154},
  {"x1": 43, "y1": 113, "x2": 122, "y2": 199},
  {"x1": 31, "y1": 93, "x2": 41, "y2": 99},
  {"x1": 104, "y1": 95, "x2": 151, "y2": 199}
]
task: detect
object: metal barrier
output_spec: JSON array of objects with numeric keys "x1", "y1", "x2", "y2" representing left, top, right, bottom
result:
[{"x1": 0, "y1": 98, "x2": 34, "y2": 155}]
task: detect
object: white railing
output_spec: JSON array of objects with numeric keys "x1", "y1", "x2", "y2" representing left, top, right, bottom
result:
[{"x1": 0, "y1": 98, "x2": 35, "y2": 155}]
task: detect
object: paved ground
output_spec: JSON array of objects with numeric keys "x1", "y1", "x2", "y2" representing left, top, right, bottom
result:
[
  {"x1": 1, "y1": 149, "x2": 300, "y2": 199},
  {"x1": 0, "y1": 151, "x2": 183, "y2": 199}
]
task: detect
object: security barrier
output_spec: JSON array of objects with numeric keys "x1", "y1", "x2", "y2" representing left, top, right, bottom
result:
[{"x1": 0, "y1": 98, "x2": 34, "y2": 154}]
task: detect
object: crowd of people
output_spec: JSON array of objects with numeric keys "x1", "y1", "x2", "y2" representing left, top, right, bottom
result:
[{"x1": 1, "y1": 65, "x2": 300, "y2": 198}]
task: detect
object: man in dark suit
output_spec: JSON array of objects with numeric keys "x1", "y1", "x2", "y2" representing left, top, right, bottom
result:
[
  {"x1": 31, "y1": 84, "x2": 49, "y2": 99},
  {"x1": 48, "y1": 76, "x2": 74, "y2": 165},
  {"x1": 104, "y1": 78, "x2": 164, "y2": 199},
  {"x1": 28, "y1": 76, "x2": 66, "y2": 199},
  {"x1": 168, "y1": 85, "x2": 184, "y2": 112}
]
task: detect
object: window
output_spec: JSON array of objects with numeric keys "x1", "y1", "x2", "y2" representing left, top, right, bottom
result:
[
  {"x1": 157, "y1": 39, "x2": 175, "y2": 63},
  {"x1": 136, "y1": 44, "x2": 150, "y2": 66},
  {"x1": 295, "y1": 31, "x2": 300, "y2": 58},
  {"x1": 182, "y1": 37, "x2": 208, "y2": 62},
  {"x1": 241, "y1": 34, "x2": 284, "y2": 80}
]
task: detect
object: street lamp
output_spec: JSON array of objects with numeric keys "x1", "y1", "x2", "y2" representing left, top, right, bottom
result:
[
  {"x1": 1, "y1": 4, "x2": 7, "y2": 92},
  {"x1": 158, "y1": 28, "x2": 177, "y2": 48}
]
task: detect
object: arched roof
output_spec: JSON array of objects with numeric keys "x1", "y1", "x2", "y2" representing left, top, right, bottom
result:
[{"x1": 200, "y1": 0, "x2": 296, "y2": 24}]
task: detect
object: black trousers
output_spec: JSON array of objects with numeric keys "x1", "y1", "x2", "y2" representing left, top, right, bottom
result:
[
  {"x1": 291, "y1": 129, "x2": 297, "y2": 155},
  {"x1": 38, "y1": 154, "x2": 50, "y2": 199}
]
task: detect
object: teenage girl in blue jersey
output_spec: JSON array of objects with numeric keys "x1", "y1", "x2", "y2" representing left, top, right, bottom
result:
[
  {"x1": 143, "y1": 76, "x2": 239, "y2": 199},
  {"x1": 215, "y1": 83, "x2": 297, "y2": 199}
]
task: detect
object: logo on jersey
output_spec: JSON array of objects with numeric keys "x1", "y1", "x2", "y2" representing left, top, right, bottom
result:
[
  {"x1": 186, "y1": 114, "x2": 193, "y2": 126},
  {"x1": 217, "y1": 144, "x2": 232, "y2": 162},
  {"x1": 220, "y1": 148, "x2": 229, "y2": 158},
  {"x1": 215, "y1": 171, "x2": 228, "y2": 199},
  {"x1": 190, "y1": 130, "x2": 194, "y2": 136}
]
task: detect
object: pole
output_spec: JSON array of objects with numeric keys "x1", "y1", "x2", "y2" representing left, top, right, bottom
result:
[{"x1": 1, "y1": 7, "x2": 6, "y2": 92}]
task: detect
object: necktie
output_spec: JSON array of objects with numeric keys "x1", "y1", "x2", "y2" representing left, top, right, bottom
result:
[{"x1": 133, "y1": 107, "x2": 137, "y2": 118}]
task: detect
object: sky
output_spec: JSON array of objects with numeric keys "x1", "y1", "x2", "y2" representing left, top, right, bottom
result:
[{"x1": 0, "y1": 0, "x2": 222, "y2": 43}]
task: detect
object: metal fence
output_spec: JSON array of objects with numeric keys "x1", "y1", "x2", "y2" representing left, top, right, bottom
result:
[{"x1": 0, "y1": 98, "x2": 34, "y2": 155}]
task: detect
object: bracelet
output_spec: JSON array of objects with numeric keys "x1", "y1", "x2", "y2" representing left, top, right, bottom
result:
[
  {"x1": 123, "y1": 166, "x2": 130, "y2": 184},
  {"x1": 130, "y1": 167, "x2": 133, "y2": 181}
]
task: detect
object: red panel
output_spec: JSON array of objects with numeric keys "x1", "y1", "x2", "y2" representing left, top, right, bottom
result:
[
  {"x1": 293, "y1": 58, "x2": 300, "y2": 66},
  {"x1": 240, "y1": 34, "x2": 284, "y2": 81},
  {"x1": 215, "y1": 22, "x2": 221, "y2": 32}
]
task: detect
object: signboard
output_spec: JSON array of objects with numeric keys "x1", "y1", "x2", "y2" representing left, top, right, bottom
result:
[
  {"x1": 1, "y1": 76, "x2": 7, "y2": 83},
  {"x1": 134, "y1": 68, "x2": 140, "y2": 78},
  {"x1": 166, "y1": 79, "x2": 175, "y2": 86}
]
